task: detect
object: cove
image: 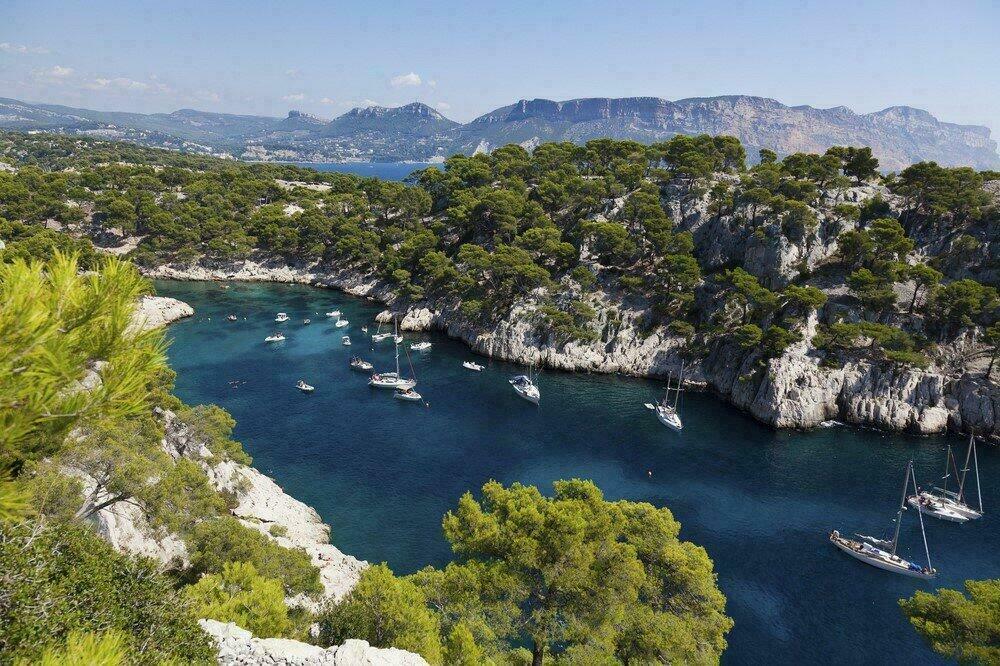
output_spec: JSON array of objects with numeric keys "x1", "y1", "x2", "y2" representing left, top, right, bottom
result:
[{"x1": 155, "y1": 279, "x2": 999, "y2": 665}]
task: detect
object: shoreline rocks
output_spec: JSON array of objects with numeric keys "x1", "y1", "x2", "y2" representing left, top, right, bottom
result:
[
  {"x1": 132, "y1": 294, "x2": 194, "y2": 331},
  {"x1": 141, "y1": 257, "x2": 998, "y2": 439}
]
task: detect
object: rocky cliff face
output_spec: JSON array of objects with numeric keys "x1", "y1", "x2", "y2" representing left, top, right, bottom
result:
[{"x1": 140, "y1": 255, "x2": 998, "y2": 440}]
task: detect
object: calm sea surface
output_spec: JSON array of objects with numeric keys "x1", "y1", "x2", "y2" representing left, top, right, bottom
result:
[
  {"x1": 156, "y1": 280, "x2": 999, "y2": 665},
  {"x1": 291, "y1": 162, "x2": 437, "y2": 180}
]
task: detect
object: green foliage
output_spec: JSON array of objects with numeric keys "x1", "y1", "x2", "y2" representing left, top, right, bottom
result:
[
  {"x1": 900, "y1": 579, "x2": 1000, "y2": 665},
  {"x1": 318, "y1": 563, "x2": 443, "y2": 664},
  {"x1": 812, "y1": 322, "x2": 927, "y2": 368},
  {"x1": 0, "y1": 253, "x2": 166, "y2": 469},
  {"x1": 782, "y1": 285, "x2": 827, "y2": 312},
  {"x1": 892, "y1": 161, "x2": 990, "y2": 224},
  {"x1": 437, "y1": 479, "x2": 732, "y2": 664},
  {"x1": 927, "y1": 279, "x2": 998, "y2": 335},
  {"x1": 0, "y1": 520, "x2": 213, "y2": 664},
  {"x1": 0, "y1": 219, "x2": 99, "y2": 267},
  {"x1": 186, "y1": 561, "x2": 291, "y2": 638},
  {"x1": 732, "y1": 324, "x2": 763, "y2": 349},
  {"x1": 15, "y1": 630, "x2": 129, "y2": 666},
  {"x1": 761, "y1": 325, "x2": 801, "y2": 359},
  {"x1": 188, "y1": 517, "x2": 322, "y2": 596},
  {"x1": 176, "y1": 404, "x2": 252, "y2": 464}
]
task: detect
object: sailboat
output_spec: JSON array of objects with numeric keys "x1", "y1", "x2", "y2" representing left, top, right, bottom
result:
[
  {"x1": 830, "y1": 460, "x2": 937, "y2": 579},
  {"x1": 509, "y1": 364, "x2": 540, "y2": 404},
  {"x1": 655, "y1": 363, "x2": 684, "y2": 431},
  {"x1": 909, "y1": 434, "x2": 984, "y2": 522},
  {"x1": 369, "y1": 317, "x2": 416, "y2": 390},
  {"x1": 371, "y1": 320, "x2": 392, "y2": 342}
]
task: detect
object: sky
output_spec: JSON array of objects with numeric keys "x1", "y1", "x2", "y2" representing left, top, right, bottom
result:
[{"x1": 2, "y1": 0, "x2": 998, "y2": 134}]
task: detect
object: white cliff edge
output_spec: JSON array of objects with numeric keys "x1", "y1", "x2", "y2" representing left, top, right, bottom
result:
[{"x1": 201, "y1": 619, "x2": 428, "y2": 666}]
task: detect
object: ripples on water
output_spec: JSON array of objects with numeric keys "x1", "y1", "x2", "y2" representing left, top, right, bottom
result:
[{"x1": 157, "y1": 280, "x2": 998, "y2": 665}]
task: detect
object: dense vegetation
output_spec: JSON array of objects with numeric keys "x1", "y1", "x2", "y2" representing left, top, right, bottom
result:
[
  {"x1": 3, "y1": 130, "x2": 997, "y2": 377},
  {"x1": 900, "y1": 579, "x2": 1000, "y2": 664}
]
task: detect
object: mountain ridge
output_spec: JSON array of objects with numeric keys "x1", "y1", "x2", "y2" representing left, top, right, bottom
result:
[{"x1": 0, "y1": 94, "x2": 995, "y2": 169}]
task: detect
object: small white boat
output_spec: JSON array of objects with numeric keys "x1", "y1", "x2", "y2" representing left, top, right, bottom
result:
[
  {"x1": 830, "y1": 460, "x2": 937, "y2": 580},
  {"x1": 274, "y1": 312, "x2": 289, "y2": 323},
  {"x1": 227, "y1": 314, "x2": 237, "y2": 321},
  {"x1": 362, "y1": 326, "x2": 369, "y2": 334},
  {"x1": 303, "y1": 318, "x2": 311, "y2": 324},
  {"x1": 349, "y1": 357, "x2": 373, "y2": 372},
  {"x1": 342, "y1": 335, "x2": 352, "y2": 346},
  {"x1": 463, "y1": 361, "x2": 484, "y2": 372},
  {"x1": 372, "y1": 333, "x2": 392, "y2": 342},
  {"x1": 411, "y1": 342, "x2": 432, "y2": 351},
  {"x1": 335, "y1": 319, "x2": 349, "y2": 328},
  {"x1": 393, "y1": 388, "x2": 423, "y2": 402},
  {"x1": 325, "y1": 310, "x2": 341, "y2": 318},
  {"x1": 296, "y1": 380, "x2": 314, "y2": 393},
  {"x1": 264, "y1": 333, "x2": 285, "y2": 343},
  {"x1": 509, "y1": 369, "x2": 540, "y2": 404}
]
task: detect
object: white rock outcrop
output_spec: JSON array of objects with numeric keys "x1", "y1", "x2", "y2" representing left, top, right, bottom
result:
[
  {"x1": 201, "y1": 619, "x2": 428, "y2": 666},
  {"x1": 131, "y1": 294, "x2": 194, "y2": 331}
]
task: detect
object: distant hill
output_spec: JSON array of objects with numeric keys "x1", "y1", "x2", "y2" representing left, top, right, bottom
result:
[{"x1": 1, "y1": 95, "x2": 996, "y2": 169}]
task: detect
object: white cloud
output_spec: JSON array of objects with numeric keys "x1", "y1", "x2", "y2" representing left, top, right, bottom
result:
[
  {"x1": 0, "y1": 42, "x2": 49, "y2": 54},
  {"x1": 435, "y1": 101, "x2": 451, "y2": 110},
  {"x1": 39, "y1": 65, "x2": 74, "y2": 79},
  {"x1": 319, "y1": 97, "x2": 337, "y2": 105},
  {"x1": 360, "y1": 99, "x2": 380, "y2": 108},
  {"x1": 282, "y1": 92, "x2": 306, "y2": 102},
  {"x1": 85, "y1": 76, "x2": 150, "y2": 91},
  {"x1": 389, "y1": 72, "x2": 421, "y2": 87}
]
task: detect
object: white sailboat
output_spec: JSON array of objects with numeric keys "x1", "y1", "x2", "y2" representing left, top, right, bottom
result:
[
  {"x1": 369, "y1": 317, "x2": 416, "y2": 390},
  {"x1": 509, "y1": 364, "x2": 540, "y2": 404},
  {"x1": 830, "y1": 460, "x2": 937, "y2": 579},
  {"x1": 655, "y1": 363, "x2": 684, "y2": 431},
  {"x1": 909, "y1": 434, "x2": 984, "y2": 522}
]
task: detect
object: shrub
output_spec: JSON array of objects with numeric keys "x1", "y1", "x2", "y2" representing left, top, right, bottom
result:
[
  {"x1": 0, "y1": 520, "x2": 213, "y2": 663},
  {"x1": 185, "y1": 561, "x2": 291, "y2": 638},
  {"x1": 187, "y1": 517, "x2": 322, "y2": 596}
]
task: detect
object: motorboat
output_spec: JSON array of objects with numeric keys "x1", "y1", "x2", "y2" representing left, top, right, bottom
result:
[
  {"x1": 264, "y1": 333, "x2": 285, "y2": 343},
  {"x1": 411, "y1": 342, "x2": 432, "y2": 351},
  {"x1": 829, "y1": 461, "x2": 936, "y2": 579},
  {"x1": 362, "y1": 326, "x2": 369, "y2": 334},
  {"x1": 274, "y1": 312, "x2": 289, "y2": 323},
  {"x1": 335, "y1": 319, "x2": 349, "y2": 328},
  {"x1": 350, "y1": 357, "x2": 373, "y2": 372},
  {"x1": 509, "y1": 369, "x2": 540, "y2": 404},
  {"x1": 372, "y1": 333, "x2": 392, "y2": 342},
  {"x1": 342, "y1": 335, "x2": 351, "y2": 346},
  {"x1": 295, "y1": 380, "x2": 314, "y2": 393},
  {"x1": 303, "y1": 318, "x2": 311, "y2": 324},
  {"x1": 393, "y1": 388, "x2": 423, "y2": 402},
  {"x1": 326, "y1": 310, "x2": 341, "y2": 318},
  {"x1": 227, "y1": 314, "x2": 237, "y2": 321},
  {"x1": 463, "y1": 361, "x2": 484, "y2": 372}
]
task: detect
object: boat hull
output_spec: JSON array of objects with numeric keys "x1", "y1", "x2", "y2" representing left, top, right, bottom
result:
[
  {"x1": 907, "y1": 496, "x2": 968, "y2": 523},
  {"x1": 656, "y1": 407, "x2": 683, "y2": 431},
  {"x1": 370, "y1": 378, "x2": 416, "y2": 390},
  {"x1": 394, "y1": 392, "x2": 422, "y2": 402},
  {"x1": 830, "y1": 535, "x2": 935, "y2": 579}
]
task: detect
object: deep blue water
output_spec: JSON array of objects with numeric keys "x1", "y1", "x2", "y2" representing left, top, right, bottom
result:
[
  {"x1": 291, "y1": 162, "x2": 438, "y2": 181},
  {"x1": 156, "y1": 280, "x2": 999, "y2": 665}
]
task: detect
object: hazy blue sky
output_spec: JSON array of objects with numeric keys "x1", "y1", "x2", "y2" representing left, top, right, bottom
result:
[{"x1": 2, "y1": 0, "x2": 998, "y2": 134}]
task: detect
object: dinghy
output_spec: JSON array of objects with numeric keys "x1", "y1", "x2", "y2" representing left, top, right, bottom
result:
[
  {"x1": 227, "y1": 314, "x2": 237, "y2": 321},
  {"x1": 335, "y1": 319, "x2": 349, "y2": 328},
  {"x1": 303, "y1": 318, "x2": 311, "y2": 324},
  {"x1": 830, "y1": 460, "x2": 936, "y2": 579},
  {"x1": 342, "y1": 335, "x2": 351, "y2": 346},
  {"x1": 274, "y1": 312, "x2": 289, "y2": 323}
]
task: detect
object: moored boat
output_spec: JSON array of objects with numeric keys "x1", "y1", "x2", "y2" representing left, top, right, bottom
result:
[
  {"x1": 349, "y1": 357, "x2": 373, "y2": 372},
  {"x1": 411, "y1": 341, "x2": 432, "y2": 351},
  {"x1": 463, "y1": 361, "x2": 484, "y2": 371},
  {"x1": 342, "y1": 335, "x2": 351, "y2": 346},
  {"x1": 295, "y1": 380, "x2": 314, "y2": 393},
  {"x1": 509, "y1": 366, "x2": 540, "y2": 404},
  {"x1": 274, "y1": 312, "x2": 289, "y2": 322},
  {"x1": 393, "y1": 387, "x2": 423, "y2": 402},
  {"x1": 264, "y1": 332, "x2": 285, "y2": 343}
]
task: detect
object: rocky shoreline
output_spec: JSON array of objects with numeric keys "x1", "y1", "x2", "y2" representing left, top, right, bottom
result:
[{"x1": 145, "y1": 257, "x2": 998, "y2": 440}]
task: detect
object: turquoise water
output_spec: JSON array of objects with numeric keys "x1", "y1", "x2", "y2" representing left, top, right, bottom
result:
[
  {"x1": 292, "y1": 162, "x2": 438, "y2": 181},
  {"x1": 156, "y1": 280, "x2": 999, "y2": 665}
]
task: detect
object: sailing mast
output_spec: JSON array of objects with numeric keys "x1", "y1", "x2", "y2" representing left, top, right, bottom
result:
[
  {"x1": 890, "y1": 461, "x2": 911, "y2": 556},
  {"x1": 973, "y1": 435, "x2": 984, "y2": 513},
  {"x1": 909, "y1": 461, "x2": 933, "y2": 572},
  {"x1": 394, "y1": 316, "x2": 402, "y2": 377},
  {"x1": 673, "y1": 361, "x2": 684, "y2": 409},
  {"x1": 957, "y1": 433, "x2": 975, "y2": 505},
  {"x1": 941, "y1": 445, "x2": 953, "y2": 495}
]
